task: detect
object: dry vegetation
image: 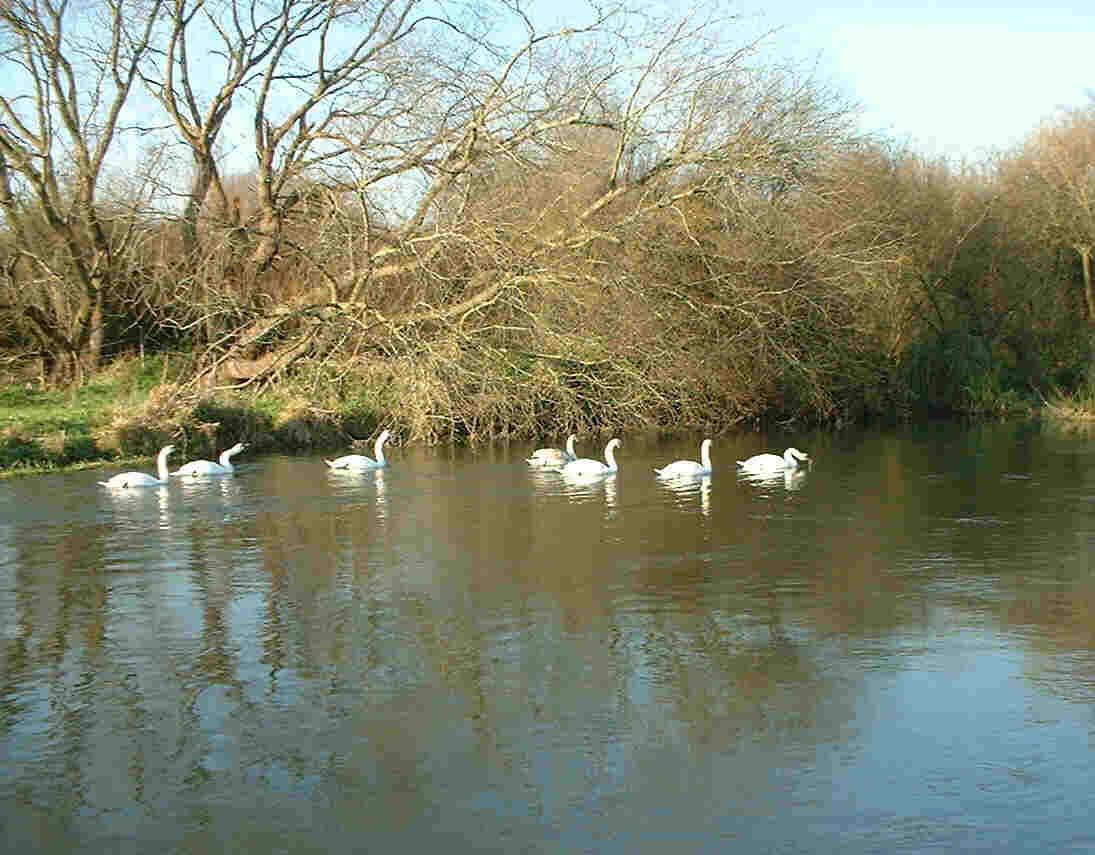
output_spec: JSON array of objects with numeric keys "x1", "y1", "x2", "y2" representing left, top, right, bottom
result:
[{"x1": 2, "y1": 0, "x2": 1094, "y2": 449}]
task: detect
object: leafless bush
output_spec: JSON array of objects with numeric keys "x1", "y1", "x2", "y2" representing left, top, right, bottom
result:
[{"x1": 3, "y1": 0, "x2": 938, "y2": 432}]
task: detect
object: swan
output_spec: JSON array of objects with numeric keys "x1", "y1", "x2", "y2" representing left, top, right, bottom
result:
[
  {"x1": 736, "y1": 447, "x2": 809, "y2": 476},
  {"x1": 526, "y1": 434, "x2": 578, "y2": 468},
  {"x1": 326, "y1": 429, "x2": 392, "y2": 471},
  {"x1": 99, "y1": 444, "x2": 175, "y2": 489},
  {"x1": 561, "y1": 438, "x2": 620, "y2": 478},
  {"x1": 655, "y1": 438, "x2": 713, "y2": 479},
  {"x1": 173, "y1": 441, "x2": 248, "y2": 477}
]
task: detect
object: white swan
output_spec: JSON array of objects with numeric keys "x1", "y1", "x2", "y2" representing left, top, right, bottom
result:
[
  {"x1": 326, "y1": 429, "x2": 392, "y2": 471},
  {"x1": 173, "y1": 441, "x2": 247, "y2": 477},
  {"x1": 526, "y1": 434, "x2": 578, "y2": 468},
  {"x1": 655, "y1": 438, "x2": 713, "y2": 479},
  {"x1": 736, "y1": 446, "x2": 809, "y2": 476},
  {"x1": 561, "y1": 438, "x2": 620, "y2": 478},
  {"x1": 99, "y1": 444, "x2": 175, "y2": 489}
]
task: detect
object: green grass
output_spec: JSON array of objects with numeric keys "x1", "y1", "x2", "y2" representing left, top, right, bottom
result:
[
  {"x1": 0, "y1": 355, "x2": 187, "y2": 474},
  {"x1": 0, "y1": 384, "x2": 111, "y2": 434},
  {"x1": 1043, "y1": 362, "x2": 1095, "y2": 425},
  {"x1": 0, "y1": 384, "x2": 115, "y2": 474},
  {"x1": 0, "y1": 353, "x2": 384, "y2": 475}
]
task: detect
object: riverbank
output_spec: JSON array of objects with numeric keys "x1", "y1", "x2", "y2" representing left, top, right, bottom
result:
[
  {"x1": 0, "y1": 351, "x2": 1069, "y2": 478},
  {"x1": 0, "y1": 355, "x2": 381, "y2": 477},
  {"x1": 1043, "y1": 391, "x2": 1095, "y2": 425}
]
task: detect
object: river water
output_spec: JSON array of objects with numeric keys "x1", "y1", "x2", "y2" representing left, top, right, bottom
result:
[{"x1": 2, "y1": 419, "x2": 1094, "y2": 853}]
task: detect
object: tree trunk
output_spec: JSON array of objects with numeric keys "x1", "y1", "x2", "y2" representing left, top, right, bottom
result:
[
  {"x1": 1078, "y1": 244, "x2": 1095, "y2": 323},
  {"x1": 182, "y1": 161, "x2": 211, "y2": 261},
  {"x1": 85, "y1": 292, "x2": 104, "y2": 374},
  {"x1": 251, "y1": 198, "x2": 282, "y2": 274}
]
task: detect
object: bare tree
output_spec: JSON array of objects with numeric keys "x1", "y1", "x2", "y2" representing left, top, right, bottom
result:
[
  {"x1": 0, "y1": 0, "x2": 884, "y2": 432},
  {"x1": 161, "y1": 0, "x2": 893, "y2": 434},
  {"x1": 141, "y1": 0, "x2": 507, "y2": 271},
  {"x1": 0, "y1": 0, "x2": 165, "y2": 380},
  {"x1": 157, "y1": 0, "x2": 627, "y2": 377},
  {"x1": 1000, "y1": 103, "x2": 1095, "y2": 323}
]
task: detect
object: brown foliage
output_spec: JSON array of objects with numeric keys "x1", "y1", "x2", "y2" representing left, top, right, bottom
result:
[{"x1": 12, "y1": 0, "x2": 1088, "y2": 435}]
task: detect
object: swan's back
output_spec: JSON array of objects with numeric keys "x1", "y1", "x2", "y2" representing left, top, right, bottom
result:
[
  {"x1": 526, "y1": 434, "x2": 578, "y2": 468},
  {"x1": 736, "y1": 452, "x2": 784, "y2": 474},
  {"x1": 174, "y1": 442, "x2": 246, "y2": 477},
  {"x1": 100, "y1": 444, "x2": 174, "y2": 487},
  {"x1": 656, "y1": 460, "x2": 706, "y2": 478},
  {"x1": 655, "y1": 439, "x2": 712, "y2": 478},
  {"x1": 561, "y1": 457, "x2": 610, "y2": 477},
  {"x1": 327, "y1": 431, "x2": 391, "y2": 471},
  {"x1": 526, "y1": 448, "x2": 569, "y2": 467},
  {"x1": 325, "y1": 454, "x2": 379, "y2": 471},
  {"x1": 561, "y1": 438, "x2": 619, "y2": 477},
  {"x1": 176, "y1": 459, "x2": 229, "y2": 477},
  {"x1": 737, "y1": 446, "x2": 808, "y2": 475}
]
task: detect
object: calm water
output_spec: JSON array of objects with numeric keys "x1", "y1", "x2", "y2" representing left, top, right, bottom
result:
[{"x1": 3, "y1": 420, "x2": 1095, "y2": 853}]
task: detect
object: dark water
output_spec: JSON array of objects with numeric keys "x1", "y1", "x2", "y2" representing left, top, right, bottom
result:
[{"x1": 3, "y1": 420, "x2": 1095, "y2": 853}]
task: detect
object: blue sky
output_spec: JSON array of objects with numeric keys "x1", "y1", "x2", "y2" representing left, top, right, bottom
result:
[
  {"x1": 756, "y1": 1, "x2": 1094, "y2": 161},
  {"x1": 111, "y1": 0, "x2": 1091, "y2": 179}
]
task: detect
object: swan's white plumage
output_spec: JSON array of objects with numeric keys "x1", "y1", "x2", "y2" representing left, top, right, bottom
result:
[
  {"x1": 326, "y1": 429, "x2": 391, "y2": 471},
  {"x1": 99, "y1": 444, "x2": 175, "y2": 488},
  {"x1": 526, "y1": 434, "x2": 578, "y2": 468},
  {"x1": 174, "y1": 441, "x2": 247, "y2": 477},
  {"x1": 655, "y1": 438, "x2": 713, "y2": 479},
  {"x1": 561, "y1": 438, "x2": 620, "y2": 477},
  {"x1": 736, "y1": 447, "x2": 809, "y2": 475}
]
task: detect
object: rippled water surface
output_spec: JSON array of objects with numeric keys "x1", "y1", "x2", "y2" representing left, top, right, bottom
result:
[{"x1": 3, "y1": 420, "x2": 1095, "y2": 852}]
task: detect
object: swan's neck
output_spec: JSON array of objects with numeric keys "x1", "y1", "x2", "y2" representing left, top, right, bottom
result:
[
  {"x1": 374, "y1": 435, "x2": 387, "y2": 464},
  {"x1": 700, "y1": 442, "x2": 711, "y2": 469},
  {"x1": 604, "y1": 443, "x2": 617, "y2": 470},
  {"x1": 566, "y1": 435, "x2": 577, "y2": 457},
  {"x1": 156, "y1": 450, "x2": 171, "y2": 481},
  {"x1": 218, "y1": 449, "x2": 236, "y2": 467}
]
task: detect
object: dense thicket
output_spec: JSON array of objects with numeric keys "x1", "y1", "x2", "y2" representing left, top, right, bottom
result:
[{"x1": 1, "y1": 0, "x2": 1092, "y2": 442}]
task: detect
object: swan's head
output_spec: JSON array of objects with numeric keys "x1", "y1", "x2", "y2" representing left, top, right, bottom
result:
[
  {"x1": 230, "y1": 442, "x2": 247, "y2": 453},
  {"x1": 786, "y1": 447, "x2": 809, "y2": 463},
  {"x1": 377, "y1": 429, "x2": 392, "y2": 444},
  {"x1": 605, "y1": 438, "x2": 621, "y2": 454},
  {"x1": 159, "y1": 444, "x2": 176, "y2": 457}
]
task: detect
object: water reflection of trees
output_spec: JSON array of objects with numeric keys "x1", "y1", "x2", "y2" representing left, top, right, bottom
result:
[
  {"x1": 7, "y1": 424, "x2": 1095, "y2": 845},
  {"x1": 0, "y1": 451, "x2": 933, "y2": 844}
]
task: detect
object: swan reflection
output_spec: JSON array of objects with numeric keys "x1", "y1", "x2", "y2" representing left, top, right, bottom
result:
[
  {"x1": 528, "y1": 466, "x2": 566, "y2": 489},
  {"x1": 737, "y1": 468, "x2": 808, "y2": 492},
  {"x1": 658, "y1": 473, "x2": 712, "y2": 516},
  {"x1": 178, "y1": 473, "x2": 242, "y2": 498},
  {"x1": 559, "y1": 470, "x2": 617, "y2": 516},
  {"x1": 102, "y1": 483, "x2": 173, "y2": 530},
  {"x1": 373, "y1": 468, "x2": 388, "y2": 521},
  {"x1": 603, "y1": 474, "x2": 617, "y2": 516}
]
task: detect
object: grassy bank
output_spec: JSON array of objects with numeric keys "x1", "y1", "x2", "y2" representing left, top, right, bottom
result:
[
  {"x1": 0, "y1": 351, "x2": 1052, "y2": 479},
  {"x1": 1044, "y1": 392, "x2": 1095, "y2": 425},
  {"x1": 0, "y1": 355, "x2": 387, "y2": 476}
]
